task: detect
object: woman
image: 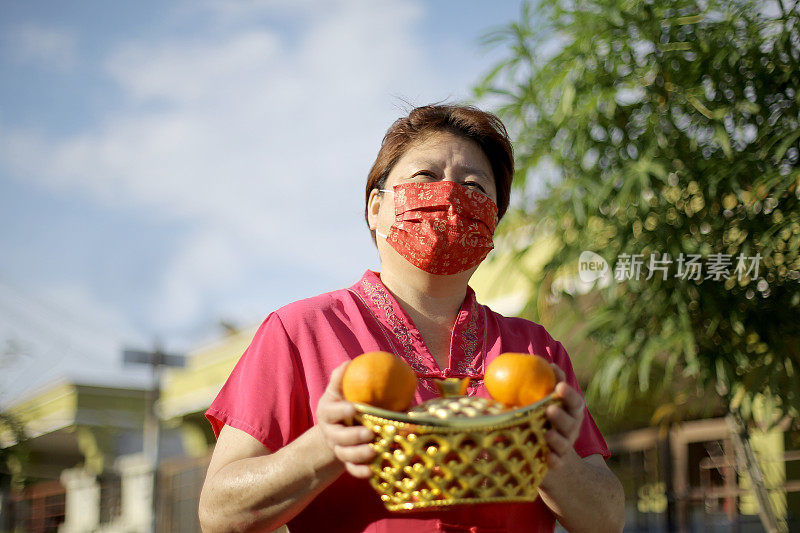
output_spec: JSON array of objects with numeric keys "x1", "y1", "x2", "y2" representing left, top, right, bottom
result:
[{"x1": 199, "y1": 105, "x2": 625, "y2": 532}]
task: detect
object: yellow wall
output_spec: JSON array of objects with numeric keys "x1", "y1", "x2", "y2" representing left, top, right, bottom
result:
[
  {"x1": 159, "y1": 326, "x2": 257, "y2": 421},
  {"x1": 3, "y1": 382, "x2": 77, "y2": 443},
  {"x1": 470, "y1": 235, "x2": 558, "y2": 315}
]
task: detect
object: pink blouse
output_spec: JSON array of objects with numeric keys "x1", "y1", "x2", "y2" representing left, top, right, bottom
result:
[{"x1": 206, "y1": 270, "x2": 610, "y2": 533}]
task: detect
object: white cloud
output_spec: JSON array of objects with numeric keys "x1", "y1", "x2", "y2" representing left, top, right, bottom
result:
[
  {"x1": 152, "y1": 226, "x2": 247, "y2": 330},
  {"x1": 107, "y1": 30, "x2": 283, "y2": 104},
  {"x1": 4, "y1": 23, "x2": 77, "y2": 70},
  {"x1": 187, "y1": 0, "x2": 318, "y2": 20},
  {"x1": 0, "y1": 0, "x2": 486, "y2": 334}
]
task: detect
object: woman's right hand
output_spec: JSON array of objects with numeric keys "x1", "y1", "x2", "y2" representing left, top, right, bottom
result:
[{"x1": 316, "y1": 361, "x2": 377, "y2": 478}]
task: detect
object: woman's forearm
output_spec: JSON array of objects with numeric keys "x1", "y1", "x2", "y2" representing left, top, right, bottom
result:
[
  {"x1": 538, "y1": 451, "x2": 625, "y2": 533},
  {"x1": 199, "y1": 425, "x2": 344, "y2": 532}
]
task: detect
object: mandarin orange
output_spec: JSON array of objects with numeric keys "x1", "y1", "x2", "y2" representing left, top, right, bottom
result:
[
  {"x1": 484, "y1": 353, "x2": 556, "y2": 407},
  {"x1": 342, "y1": 351, "x2": 417, "y2": 411}
]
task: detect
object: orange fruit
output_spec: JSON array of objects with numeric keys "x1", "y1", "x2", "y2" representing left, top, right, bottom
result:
[
  {"x1": 484, "y1": 353, "x2": 556, "y2": 407},
  {"x1": 342, "y1": 351, "x2": 418, "y2": 411}
]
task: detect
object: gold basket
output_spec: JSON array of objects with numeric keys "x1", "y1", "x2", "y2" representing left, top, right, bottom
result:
[{"x1": 353, "y1": 378, "x2": 557, "y2": 512}]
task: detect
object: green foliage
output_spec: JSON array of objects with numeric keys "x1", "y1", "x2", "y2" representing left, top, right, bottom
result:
[
  {"x1": 477, "y1": 0, "x2": 800, "y2": 428},
  {"x1": 0, "y1": 411, "x2": 28, "y2": 489}
]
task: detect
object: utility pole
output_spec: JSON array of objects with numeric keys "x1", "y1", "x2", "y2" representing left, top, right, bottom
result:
[{"x1": 123, "y1": 344, "x2": 185, "y2": 533}]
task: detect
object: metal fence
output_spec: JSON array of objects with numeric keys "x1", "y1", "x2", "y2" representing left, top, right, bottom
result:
[
  {"x1": 5, "y1": 480, "x2": 65, "y2": 533},
  {"x1": 98, "y1": 472, "x2": 122, "y2": 526},
  {"x1": 157, "y1": 453, "x2": 211, "y2": 533},
  {"x1": 608, "y1": 429, "x2": 800, "y2": 532}
]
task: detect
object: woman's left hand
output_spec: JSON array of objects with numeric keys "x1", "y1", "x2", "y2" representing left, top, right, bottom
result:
[{"x1": 544, "y1": 364, "x2": 585, "y2": 470}]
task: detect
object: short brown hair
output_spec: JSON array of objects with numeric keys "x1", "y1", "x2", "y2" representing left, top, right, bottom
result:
[{"x1": 364, "y1": 104, "x2": 514, "y2": 244}]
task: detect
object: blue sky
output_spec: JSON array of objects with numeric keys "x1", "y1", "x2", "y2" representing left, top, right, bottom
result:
[{"x1": 0, "y1": 0, "x2": 527, "y2": 402}]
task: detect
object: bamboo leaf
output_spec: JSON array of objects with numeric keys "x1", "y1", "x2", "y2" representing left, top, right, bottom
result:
[{"x1": 772, "y1": 129, "x2": 800, "y2": 163}]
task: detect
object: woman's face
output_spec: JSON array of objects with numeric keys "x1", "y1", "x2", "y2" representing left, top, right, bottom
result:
[
  {"x1": 384, "y1": 131, "x2": 497, "y2": 203},
  {"x1": 367, "y1": 130, "x2": 498, "y2": 277}
]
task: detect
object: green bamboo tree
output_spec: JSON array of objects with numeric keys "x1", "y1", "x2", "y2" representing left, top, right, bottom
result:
[{"x1": 476, "y1": 0, "x2": 800, "y2": 429}]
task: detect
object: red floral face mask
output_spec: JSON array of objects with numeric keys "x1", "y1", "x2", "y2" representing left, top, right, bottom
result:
[{"x1": 375, "y1": 181, "x2": 498, "y2": 275}]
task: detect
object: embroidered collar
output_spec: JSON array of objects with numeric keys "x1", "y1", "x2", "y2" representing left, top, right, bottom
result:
[{"x1": 347, "y1": 270, "x2": 486, "y2": 393}]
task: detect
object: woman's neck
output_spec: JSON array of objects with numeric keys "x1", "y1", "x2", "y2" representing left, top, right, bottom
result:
[{"x1": 378, "y1": 268, "x2": 468, "y2": 327}]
